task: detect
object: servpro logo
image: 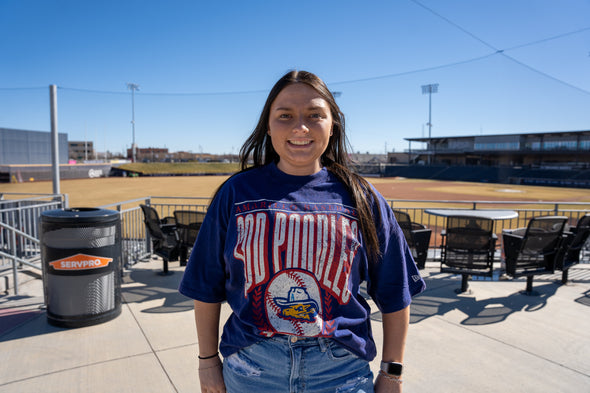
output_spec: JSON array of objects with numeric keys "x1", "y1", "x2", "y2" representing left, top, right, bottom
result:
[{"x1": 49, "y1": 254, "x2": 113, "y2": 271}]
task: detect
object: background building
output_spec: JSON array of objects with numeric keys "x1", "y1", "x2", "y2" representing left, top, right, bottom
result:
[
  {"x1": 69, "y1": 141, "x2": 95, "y2": 162},
  {"x1": 126, "y1": 147, "x2": 169, "y2": 162},
  {"x1": 0, "y1": 128, "x2": 68, "y2": 165},
  {"x1": 0, "y1": 128, "x2": 112, "y2": 183}
]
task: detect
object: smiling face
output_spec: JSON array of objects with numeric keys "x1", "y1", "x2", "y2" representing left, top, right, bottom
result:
[{"x1": 267, "y1": 83, "x2": 333, "y2": 176}]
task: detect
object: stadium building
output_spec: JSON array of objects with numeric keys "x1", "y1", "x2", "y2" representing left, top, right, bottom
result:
[
  {"x1": 384, "y1": 130, "x2": 590, "y2": 188},
  {"x1": 405, "y1": 129, "x2": 590, "y2": 168}
]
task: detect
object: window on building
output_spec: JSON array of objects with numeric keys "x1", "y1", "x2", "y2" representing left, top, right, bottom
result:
[{"x1": 474, "y1": 142, "x2": 519, "y2": 151}]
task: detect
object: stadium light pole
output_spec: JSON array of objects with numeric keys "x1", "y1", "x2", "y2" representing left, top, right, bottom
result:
[
  {"x1": 127, "y1": 83, "x2": 140, "y2": 162},
  {"x1": 421, "y1": 83, "x2": 438, "y2": 164}
]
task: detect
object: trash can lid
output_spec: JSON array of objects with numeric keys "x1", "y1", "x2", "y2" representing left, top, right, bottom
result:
[{"x1": 41, "y1": 208, "x2": 119, "y2": 224}]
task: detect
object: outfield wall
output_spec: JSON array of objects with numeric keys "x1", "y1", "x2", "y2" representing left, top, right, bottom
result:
[
  {"x1": 4, "y1": 162, "x2": 590, "y2": 188},
  {"x1": 0, "y1": 163, "x2": 113, "y2": 183}
]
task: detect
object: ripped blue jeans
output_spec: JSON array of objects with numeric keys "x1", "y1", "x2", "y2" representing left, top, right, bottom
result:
[{"x1": 222, "y1": 335, "x2": 374, "y2": 393}]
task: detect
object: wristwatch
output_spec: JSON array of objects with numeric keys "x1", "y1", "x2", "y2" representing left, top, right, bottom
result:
[{"x1": 380, "y1": 361, "x2": 403, "y2": 377}]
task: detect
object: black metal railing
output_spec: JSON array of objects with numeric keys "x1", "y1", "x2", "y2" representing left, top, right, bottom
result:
[{"x1": 2, "y1": 193, "x2": 589, "y2": 294}]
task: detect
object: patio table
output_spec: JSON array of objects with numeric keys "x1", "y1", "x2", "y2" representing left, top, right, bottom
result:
[
  {"x1": 424, "y1": 209, "x2": 518, "y2": 220},
  {"x1": 425, "y1": 209, "x2": 519, "y2": 268}
]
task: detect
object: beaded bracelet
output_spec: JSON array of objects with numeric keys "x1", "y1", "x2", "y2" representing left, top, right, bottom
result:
[
  {"x1": 198, "y1": 351, "x2": 219, "y2": 360},
  {"x1": 378, "y1": 370, "x2": 403, "y2": 384}
]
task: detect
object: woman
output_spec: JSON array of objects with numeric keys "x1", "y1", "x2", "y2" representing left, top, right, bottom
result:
[{"x1": 179, "y1": 70, "x2": 425, "y2": 392}]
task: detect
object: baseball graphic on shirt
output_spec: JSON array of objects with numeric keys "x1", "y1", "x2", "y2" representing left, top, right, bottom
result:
[{"x1": 265, "y1": 270, "x2": 323, "y2": 336}]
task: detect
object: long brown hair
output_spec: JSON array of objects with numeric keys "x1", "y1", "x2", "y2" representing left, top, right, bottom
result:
[{"x1": 238, "y1": 70, "x2": 381, "y2": 263}]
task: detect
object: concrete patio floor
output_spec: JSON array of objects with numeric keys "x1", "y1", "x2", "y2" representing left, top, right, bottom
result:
[{"x1": 1, "y1": 258, "x2": 589, "y2": 392}]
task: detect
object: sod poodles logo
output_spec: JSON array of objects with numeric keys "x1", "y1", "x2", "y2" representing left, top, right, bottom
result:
[{"x1": 265, "y1": 270, "x2": 323, "y2": 336}]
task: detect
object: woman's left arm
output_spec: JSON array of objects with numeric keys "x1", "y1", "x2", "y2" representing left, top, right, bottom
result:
[{"x1": 374, "y1": 306, "x2": 410, "y2": 393}]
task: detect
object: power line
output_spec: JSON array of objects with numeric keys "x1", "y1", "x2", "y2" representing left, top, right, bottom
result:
[
  {"x1": 57, "y1": 86, "x2": 268, "y2": 96},
  {"x1": 409, "y1": 0, "x2": 590, "y2": 96},
  {"x1": 329, "y1": 52, "x2": 499, "y2": 86},
  {"x1": 57, "y1": 87, "x2": 128, "y2": 95},
  {"x1": 52, "y1": 51, "x2": 503, "y2": 92},
  {"x1": 135, "y1": 88, "x2": 269, "y2": 97},
  {"x1": 503, "y1": 26, "x2": 590, "y2": 52},
  {"x1": 2, "y1": 22, "x2": 589, "y2": 96},
  {"x1": 409, "y1": 0, "x2": 499, "y2": 51},
  {"x1": 0, "y1": 86, "x2": 46, "y2": 91},
  {"x1": 500, "y1": 52, "x2": 590, "y2": 96}
]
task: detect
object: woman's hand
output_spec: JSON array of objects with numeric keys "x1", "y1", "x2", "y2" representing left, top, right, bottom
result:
[
  {"x1": 198, "y1": 355, "x2": 225, "y2": 392},
  {"x1": 375, "y1": 371, "x2": 402, "y2": 393}
]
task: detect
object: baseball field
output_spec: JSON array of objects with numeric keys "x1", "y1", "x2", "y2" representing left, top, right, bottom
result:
[{"x1": 1, "y1": 175, "x2": 589, "y2": 208}]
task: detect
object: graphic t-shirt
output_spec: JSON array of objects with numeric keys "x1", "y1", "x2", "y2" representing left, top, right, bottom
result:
[{"x1": 179, "y1": 163, "x2": 425, "y2": 361}]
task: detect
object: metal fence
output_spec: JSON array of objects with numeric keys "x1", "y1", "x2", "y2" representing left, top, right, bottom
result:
[
  {"x1": 0, "y1": 193, "x2": 68, "y2": 294},
  {"x1": 2, "y1": 193, "x2": 589, "y2": 294},
  {"x1": 389, "y1": 200, "x2": 590, "y2": 261},
  {"x1": 98, "y1": 196, "x2": 211, "y2": 270}
]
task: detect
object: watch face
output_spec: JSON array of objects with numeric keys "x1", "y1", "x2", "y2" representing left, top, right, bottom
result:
[{"x1": 381, "y1": 362, "x2": 403, "y2": 376}]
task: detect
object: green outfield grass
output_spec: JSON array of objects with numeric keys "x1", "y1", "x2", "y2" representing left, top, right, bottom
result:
[{"x1": 118, "y1": 162, "x2": 240, "y2": 175}]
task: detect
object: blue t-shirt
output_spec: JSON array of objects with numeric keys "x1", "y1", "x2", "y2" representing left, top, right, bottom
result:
[{"x1": 179, "y1": 163, "x2": 425, "y2": 361}]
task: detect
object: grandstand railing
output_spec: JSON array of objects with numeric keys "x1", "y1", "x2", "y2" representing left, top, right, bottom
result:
[{"x1": 2, "y1": 194, "x2": 589, "y2": 294}]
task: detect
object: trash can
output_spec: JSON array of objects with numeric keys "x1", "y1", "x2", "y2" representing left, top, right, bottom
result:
[{"x1": 40, "y1": 208, "x2": 122, "y2": 328}]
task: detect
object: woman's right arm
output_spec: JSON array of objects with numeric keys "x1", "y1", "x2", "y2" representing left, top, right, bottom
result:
[{"x1": 194, "y1": 300, "x2": 226, "y2": 393}]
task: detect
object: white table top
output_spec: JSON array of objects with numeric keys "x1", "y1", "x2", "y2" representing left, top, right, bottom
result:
[{"x1": 424, "y1": 209, "x2": 519, "y2": 220}]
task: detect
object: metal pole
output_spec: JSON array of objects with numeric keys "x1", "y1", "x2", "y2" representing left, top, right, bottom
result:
[
  {"x1": 421, "y1": 83, "x2": 438, "y2": 165},
  {"x1": 428, "y1": 91, "x2": 432, "y2": 164},
  {"x1": 50, "y1": 85, "x2": 60, "y2": 194},
  {"x1": 131, "y1": 88, "x2": 136, "y2": 162},
  {"x1": 127, "y1": 83, "x2": 140, "y2": 162}
]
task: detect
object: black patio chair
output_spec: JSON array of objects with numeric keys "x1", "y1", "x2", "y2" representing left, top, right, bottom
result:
[
  {"x1": 173, "y1": 210, "x2": 206, "y2": 266},
  {"x1": 440, "y1": 215, "x2": 496, "y2": 294},
  {"x1": 393, "y1": 210, "x2": 432, "y2": 269},
  {"x1": 554, "y1": 214, "x2": 590, "y2": 284},
  {"x1": 503, "y1": 215, "x2": 568, "y2": 295},
  {"x1": 140, "y1": 204, "x2": 180, "y2": 275}
]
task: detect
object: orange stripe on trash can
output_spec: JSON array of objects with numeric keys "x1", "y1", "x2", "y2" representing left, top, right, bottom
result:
[{"x1": 49, "y1": 254, "x2": 113, "y2": 271}]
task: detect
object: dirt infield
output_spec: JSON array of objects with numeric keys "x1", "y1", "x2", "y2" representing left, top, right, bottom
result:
[
  {"x1": 369, "y1": 178, "x2": 590, "y2": 203},
  {"x1": 1, "y1": 176, "x2": 590, "y2": 207}
]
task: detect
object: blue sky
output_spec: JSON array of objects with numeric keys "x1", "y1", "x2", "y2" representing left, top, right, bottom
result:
[{"x1": 1, "y1": 0, "x2": 589, "y2": 157}]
